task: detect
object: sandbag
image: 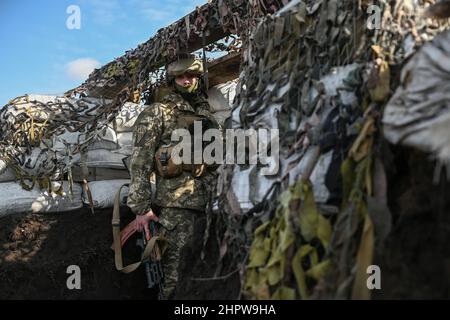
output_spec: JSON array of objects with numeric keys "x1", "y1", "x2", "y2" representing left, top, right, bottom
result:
[
  {"x1": 82, "y1": 179, "x2": 130, "y2": 209},
  {"x1": 7, "y1": 147, "x2": 64, "y2": 180},
  {"x1": 0, "y1": 160, "x2": 15, "y2": 182},
  {"x1": 211, "y1": 110, "x2": 231, "y2": 127},
  {"x1": 0, "y1": 94, "x2": 58, "y2": 129},
  {"x1": 0, "y1": 94, "x2": 107, "y2": 130},
  {"x1": 53, "y1": 127, "x2": 119, "y2": 151},
  {"x1": 66, "y1": 132, "x2": 132, "y2": 180},
  {"x1": 117, "y1": 132, "x2": 133, "y2": 148},
  {"x1": 207, "y1": 80, "x2": 237, "y2": 112},
  {"x1": 113, "y1": 102, "x2": 144, "y2": 133},
  {"x1": 0, "y1": 181, "x2": 83, "y2": 217},
  {"x1": 0, "y1": 168, "x2": 16, "y2": 182},
  {"x1": 229, "y1": 166, "x2": 253, "y2": 211},
  {"x1": 76, "y1": 148, "x2": 130, "y2": 169},
  {"x1": 383, "y1": 29, "x2": 450, "y2": 163}
]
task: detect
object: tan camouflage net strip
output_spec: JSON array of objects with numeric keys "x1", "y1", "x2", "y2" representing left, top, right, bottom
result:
[
  {"x1": 0, "y1": 0, "x2": 285, "y2": 189},
  {"x1": 214, "y1": 0, "x2": 450, "y2": 299}
]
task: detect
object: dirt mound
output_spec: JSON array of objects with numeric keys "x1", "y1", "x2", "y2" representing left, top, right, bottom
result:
[
  {"x1": 0, "y1": 207, "x2": 145, "y2": 299},
  {"x1": 0, "y1": 206, "x2": 239, "y2": 299},
  {"x1": 373, "y1": 145, "x2": 450, "y2": 299}
]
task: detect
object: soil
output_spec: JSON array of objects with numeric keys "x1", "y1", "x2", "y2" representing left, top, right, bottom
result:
[
  {"x1": 0, "y1": 206, "x2": 240, "y2": 300},
  {"x1": 373, "y1": 145, "x2": 450, "y2": 299}
]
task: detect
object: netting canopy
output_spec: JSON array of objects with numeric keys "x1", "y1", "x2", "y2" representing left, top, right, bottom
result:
[{"x1": 0, "y1": 0, "x2": 283, "y2": 188}]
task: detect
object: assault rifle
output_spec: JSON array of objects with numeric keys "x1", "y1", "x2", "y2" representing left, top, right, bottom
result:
[{"x1": 136, "y1": 221, "x2": 165, "y2": 300}]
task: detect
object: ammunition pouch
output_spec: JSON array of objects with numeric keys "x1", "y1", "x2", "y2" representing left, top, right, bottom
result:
[
  {"x1": 155, "y1": 145, "x2": 207, "y2": 179},
  {"x1": 182, "y1": 163, "x2": 207, "y2": 178},
  {"x1": 155, "y1": 145, "x2": 183, "y2": 178}
]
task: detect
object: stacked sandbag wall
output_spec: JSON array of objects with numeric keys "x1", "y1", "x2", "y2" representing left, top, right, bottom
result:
[{"x1": 0, "y1": 82, "x2": 237, "y2": 216}]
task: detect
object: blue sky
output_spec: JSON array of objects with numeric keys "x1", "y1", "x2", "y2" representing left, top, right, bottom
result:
[{"x1": 0, "y1": 0, "x2": 206, "y2": 106}]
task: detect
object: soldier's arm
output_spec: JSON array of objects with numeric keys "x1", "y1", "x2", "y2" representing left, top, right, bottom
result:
[
  {"x1": 127, "y1": 104, "x2": 163, "y2": 215},
  {"x1": 199, "y1": 102, "x2": 223, "y2": 172}
]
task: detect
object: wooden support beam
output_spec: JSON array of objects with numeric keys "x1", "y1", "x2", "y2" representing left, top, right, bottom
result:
[
  {"x1": 81, "y1": 3, "x2": 232, "y2": 98},
  {"x1": 207, "y1": 52, "x2": 241, "y2": 87}
]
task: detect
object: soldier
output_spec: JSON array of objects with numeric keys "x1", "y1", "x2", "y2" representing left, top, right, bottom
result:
[{"x1": 126, "y1": 54, "x2": 219, "y2": 299}]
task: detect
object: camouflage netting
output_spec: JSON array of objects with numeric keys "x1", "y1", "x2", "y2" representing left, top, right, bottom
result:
[{"x1": 214, "y1": 0, "x2": 450, "y2": 299}]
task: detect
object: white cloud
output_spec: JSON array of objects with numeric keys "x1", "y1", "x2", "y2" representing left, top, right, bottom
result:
[
  {"x1": 129, "y1": 0, "x2": 207, "y2": 25},
  {"x1": 66, "y1": 58, "x2": 101, "y2": 80}
]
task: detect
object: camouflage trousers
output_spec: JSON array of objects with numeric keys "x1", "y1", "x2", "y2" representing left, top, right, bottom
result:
[{"x1": 157, "y1": 207, "x2": 201, "y2": 299}]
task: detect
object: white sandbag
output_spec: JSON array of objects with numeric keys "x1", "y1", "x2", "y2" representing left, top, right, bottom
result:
[
  {"x1": 2, "y1": 94, "x2": 57, "y2": 117},
  {"x1": 79, "y1": 148, "x2": 130, "y2": 169},
  {"x1": 230, "y1": 166, "x2": 253, "y2": 211},
  {"x1": 228, "y1": 163, "x2": 276, "y2": 213},
  {"x1": 27, "y1": 94, "x2": 59, "y2": 104},
  {"x1": 82, "y1": 179, "x2": 130, "y2": 209},
  {"x1": 1, "y1": 95, "x2": 112, "y2": 132},
  {"x1": 0, "y1": 167, "x2": 16, "y2": 182},
  {"x1": 117, "y1": 132, "x2": 133, "y2": 148},
  {"x1": 113, "y1": 102, "x2": 145, "y2": 133},
  {"x1": 383, "y1": 30, "x2": 450, "y2": 163},
  {"x1": 1, "y1": 95, "x2": 58, "y2": 129},
  {"x1": 0, "y1": 159, "x2": 6, "y2": 174},
  {"x1": 212, "y1": 110, "x2": 231, "y2": 127},
  {"x1": 0, "y1": 160, "x2": 16, "y2": 182},
  {"x1": 53, "y1": 127, "x2": 119, "y2": 151},
  {"x1": 207, "y1": 80, "x2": 237, "y2": 112},
  {"x1": 11, "y1": 147, "x2": 63, "y2": 180},
  {"x1": 0, "y1": 181, "x2": 83, "y2": 217},
  {"x1": 89, "y1": 126, "x2": 118, "y2": 150}
]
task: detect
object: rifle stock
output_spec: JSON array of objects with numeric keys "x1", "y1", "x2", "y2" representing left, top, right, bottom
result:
[{"x1": 137, "y1": 222, "x2": 166, "y2": 299}]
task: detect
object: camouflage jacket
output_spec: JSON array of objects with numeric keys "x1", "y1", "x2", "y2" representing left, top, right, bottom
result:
[{"x1": 127, "y1": 91, "x2": 218, "y2": 215}]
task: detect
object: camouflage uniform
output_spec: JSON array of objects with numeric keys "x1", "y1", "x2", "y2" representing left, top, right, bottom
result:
[{"x1": 127, "y1": 88, "x2": 218, "y2": 298}]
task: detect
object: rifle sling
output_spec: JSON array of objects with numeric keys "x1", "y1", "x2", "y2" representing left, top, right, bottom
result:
[{"x1": 112, "y1": 183, "x2": 167, "y2": 274}]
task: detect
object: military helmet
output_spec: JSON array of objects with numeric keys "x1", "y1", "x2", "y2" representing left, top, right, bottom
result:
[{"x1": 166, "y1": 54, "x2": 204, "y2": 77}]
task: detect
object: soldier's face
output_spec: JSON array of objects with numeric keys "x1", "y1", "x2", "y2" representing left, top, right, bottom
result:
[{"x1": 175, "y1": 73, "x2": 198, "y2": 88}]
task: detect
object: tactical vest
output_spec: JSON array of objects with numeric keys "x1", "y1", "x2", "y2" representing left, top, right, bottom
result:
[{"x1": 154, "y1": 105, "x2": 212, "y2": 179}]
